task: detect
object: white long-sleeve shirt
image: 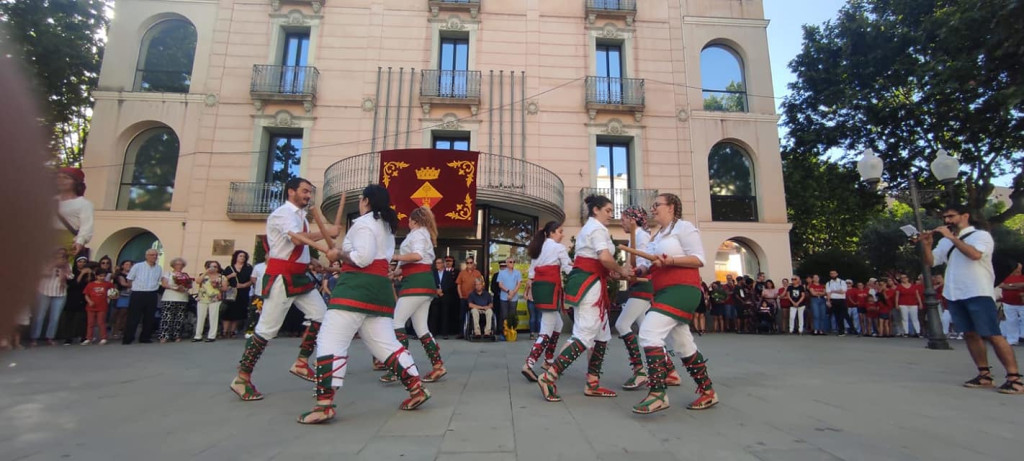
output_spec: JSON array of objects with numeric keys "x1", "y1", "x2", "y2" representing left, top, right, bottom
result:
[
  {"x1": 54, "y1": 196, "x2": 94, "y2": 246},
  {"x1": 342, "y1": 213, "x2": 395, "y2": 268},
  {"x1": 528, "y1": 238, "x2": 573, "y2": 278},
  {"x1": 266, "y1": 201, "x2": 310, "y2": 264},
  {"x1": 637, "y1": 220, "x2": 705, "y2": 271},
  {"x1": 932, "y1": 226, "x2": 996, "y2": 300},
  {"x1": 399, "y1": 227, "x2": 435, "y2": 266},
  {"x1": 631, "y1": 228, "x2": 652, "y2": 266},
  {"x1": 825, "y1": 278, "x2": 847, "y2": 300},
  {"x1": 574, "y1": 217, "x2": 613, "y2": 260}
]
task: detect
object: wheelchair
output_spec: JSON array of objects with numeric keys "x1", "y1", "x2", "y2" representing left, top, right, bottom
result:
[{"x1": 463, "y1": 309, "x2": 498, "y2": 342}]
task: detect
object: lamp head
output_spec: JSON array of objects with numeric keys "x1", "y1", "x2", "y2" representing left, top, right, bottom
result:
[
  {"x1": 930, "y1": 149, "x2": 960, "y2": 186},
  {"x1": 857, "y1": 148, "x2": 884, "y2": 188}
]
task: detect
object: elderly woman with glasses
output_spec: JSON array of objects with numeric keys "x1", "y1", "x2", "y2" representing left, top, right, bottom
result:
[{"x1": 159, "y1": 258, "x2": 192, "y2": 343}]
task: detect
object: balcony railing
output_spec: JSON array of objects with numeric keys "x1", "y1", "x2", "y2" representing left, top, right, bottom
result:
[
  {"x1": 586, "y1": 0, "x2": 636, "y2": 12},
  {"x1": 585, "y1": 76, "x2": 645, "y2": 110},
  {"x1": 227, "y1": 182, "x2": 316, "y2": 219},
  {"x1": 323, "y1": 152, "x2": 565, "y2": 222},
  {"x1": 250, "y1": 65, "x2": 319, "y2": 110},
  {"x1": 579, "y1": 187, "x2": 659, "y2": 222},
  {"x1": 420, "y1": 69, "x2": 482, "y2": 103},
  {"x1": 711, "y1": 195, "x2": 758, "y2": 222},
  {"x1": 429, "y1": 0, "x2": 480, "y2": 18}
]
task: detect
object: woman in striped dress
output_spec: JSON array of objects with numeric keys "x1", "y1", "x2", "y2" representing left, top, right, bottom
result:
[
  {"x1": 521, "y1": 221, "x2": 573, "y2": 382},
  {"x1": 632, "y1": 193, "x2": 718, "y2": 414},
  {"x1": 380, "y1": 206, "x2": 447, "y2": 384},
  {"x1": 298, "y1": 185, "x2": 430, "y2": 424}
]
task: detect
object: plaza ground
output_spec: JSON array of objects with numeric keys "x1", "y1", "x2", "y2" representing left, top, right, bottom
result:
[{"x1": 0, "y1": 333, "x2": 1020, "y2": 461}]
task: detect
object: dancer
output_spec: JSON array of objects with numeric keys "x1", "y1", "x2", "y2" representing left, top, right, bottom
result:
[
  {"x1": 230, "y1": 177, "x2": 335, "y2": 401},
  {"x1": 537, "y1": 195, "x2": 631, "y2": 402},
  {"x1": 632, "y1": 193, "x2": 718, "y2": 413},
  {"x1": 299, "y1": 184, "x2": 430, "y2": 424},
  {"x1": 380, "y1": 206, "x2": 447, "y2": 384},
  {"x1": 521, "y1": 221, "x2": 573, "y2": 382},
  {"x1": 614, "y1": 206, "x2": 683, "y2": 390}
]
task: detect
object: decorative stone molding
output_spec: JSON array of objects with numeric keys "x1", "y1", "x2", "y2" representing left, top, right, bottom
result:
[
  {"x1": 633, "y1": 112, "x2": 643, "y2": 123},
  {"x1": 361, "y1": 97, "x2": 376, "y2": 112},
  {"x1": 603, "y1": 118, "x2": 625, "y2": 135},
  {"x1": 677, "y1": 108, "x2": 689, "y2": 122},
  {"x1": 287, "y1": 10, "x2": 307, "y2": 26},
  {"x1": 588, "y1": 109, "x2": 598, "y2": 121},
  {"x1": 302, "y1": 100, "x2": 313, "y2": 113},
  {"x1": 421, "y1": 103, "x2": 431, "y2": 115},
  {"x1": 470, "y1": 105, "x2": 478, "y2": 116},
  {"x1": 254, "y1": 100, "x2": 264, "y2": 111},
  {"x1": 204, "y1": 94, "x2": 218, "y2": 107},
  {"x1": 311, "y1": 1, "x2": 322, "y2": 14},
  {"x1": 439, "y1": 15, "x2": 466, "y2": 31},
  {"x1": 272, "y1": 110, "x2": 295, "y2": 127},
  {"x1": 439, "y1": 113, "x2": 462, "y2": 130},
  {"x1": 271, "y1": 0, "x2": 281, "y2": 11},
  {"x1": 599, "y1": 23, "x2": 621, "y2": 39},
  {"x1": 269, "y1": 9, "x2": 321, "y2": 26},
  {"x1": 526, "y1": 100, "x2": 539, "y2": 115}
]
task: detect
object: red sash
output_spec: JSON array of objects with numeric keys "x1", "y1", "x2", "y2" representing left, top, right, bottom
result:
[
  {"x1": 573, "y1": 256, "x2": 610, "y2": 319},
  {"x1": 533, "y1": 265, "x2": 562, "y2": 310},
  {"x1": 342, "y1": 259, "x2": 389, "y2": 276},
  {"x1": 263, "y1": 224, "x2": 311, "y2": 296},
  {"x1": 650, "y1": 265, "x2": 702, "y2": 292}
]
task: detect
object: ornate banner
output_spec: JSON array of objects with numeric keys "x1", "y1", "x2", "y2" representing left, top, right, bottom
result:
[{"x1": 379, "y1": 149, "x2": 479, "y2": 228}]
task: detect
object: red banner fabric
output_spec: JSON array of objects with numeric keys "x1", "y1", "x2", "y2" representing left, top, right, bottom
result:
[{"x1": 379, "y1": 149, "x2": 479, "y2": 228}]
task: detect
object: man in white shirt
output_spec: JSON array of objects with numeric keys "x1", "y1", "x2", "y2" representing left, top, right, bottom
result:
[
  {"x1": 122, "y1": 249, "x2": 163, "y2": 344},
  {"x1": 825, "y1": 270, "x2": 855, "y2": 335},
  {"x1": 231, "y1": 177, "x2": 338, "y2": 401},
  {"x1": 920, "y1": 204, "x2": 1021, "y2": 394}
]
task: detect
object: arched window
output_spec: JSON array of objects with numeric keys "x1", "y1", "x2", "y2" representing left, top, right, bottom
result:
[
  {"x1": 708, "y1": 142, "x2": 757, "y2": 221},
  {"x1": 118, "y1": 127, "x2": 180, "y2": 211},
  {"x1": 715, "y1": 239, "x2": 760, "y2": 281},
  {"x1": 134, "y1": 19, "x2": 197, "y2": 93},
  {"x1": 117, "y1": 232, "x2": 163, "y2": 266},
  {"x1": 700, "y1": 45, "x2": 747, "y2": 112}
]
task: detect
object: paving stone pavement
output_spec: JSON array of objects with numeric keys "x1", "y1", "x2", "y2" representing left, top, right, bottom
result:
[{"x1": 0, "y1": 333, "x2": 1020, "y2": 461}]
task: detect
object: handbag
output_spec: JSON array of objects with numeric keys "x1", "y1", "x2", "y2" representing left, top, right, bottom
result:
[{"x1": 224, "y1": 287, "x2": 238, "y2": 302}]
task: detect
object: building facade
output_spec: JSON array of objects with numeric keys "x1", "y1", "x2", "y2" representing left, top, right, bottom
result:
[{"x1": 83, "y1": 0, "x2": 792, "y2": 282}]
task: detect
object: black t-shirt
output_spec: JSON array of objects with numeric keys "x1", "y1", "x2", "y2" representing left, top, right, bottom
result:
[{"x1": 787, "y1": 285, "x2": 806, "y2": 306}]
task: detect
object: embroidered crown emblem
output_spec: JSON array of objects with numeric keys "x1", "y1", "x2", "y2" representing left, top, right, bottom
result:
[{"x1": 415, "y1": 167, "x2": 441, "y2": 180}]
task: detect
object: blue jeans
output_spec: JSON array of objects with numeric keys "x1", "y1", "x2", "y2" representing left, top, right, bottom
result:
[
  {"x1": 811, "y1": 297, "x2": 828, "y2": 332},
  {"x1": 527, "y1": 300, "x2": 540, "y2": 333},
  {"x1": 32, "y1": 294, "x2": 67, "y2": 340}
]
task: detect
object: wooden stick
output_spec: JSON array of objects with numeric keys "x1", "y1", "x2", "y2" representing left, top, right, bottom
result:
[
  {"x1": 288, "y1": 231, "x2": 330, "y2": 254},
  {"x1": 311, "y1": 206, "x2": 335, "y2": 249},
  {"x1": 617, "y1": 244, "x2": 659, "y2": 263},
  {"x1": 333, "y1": 191, "x2": 346, "y2": 227}
]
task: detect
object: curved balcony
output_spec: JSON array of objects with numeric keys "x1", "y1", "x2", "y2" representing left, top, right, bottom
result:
[{"x1": 321, "y1": 152, "x2": 565, "y2": 224}]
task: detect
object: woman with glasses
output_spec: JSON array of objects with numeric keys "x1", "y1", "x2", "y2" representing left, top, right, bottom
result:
[
  {"x1": 632, "y1": 193, "x2": 718, "y2": 414},
  {"x1": 160, "y1": 258, "x2": 192, "y2": 343},
  {"x1": 194, "y1": 260, "x2": 228, "y2": 342},
  {"x1": 537, "y1": 194, "x2": 630, "y2": 403}
]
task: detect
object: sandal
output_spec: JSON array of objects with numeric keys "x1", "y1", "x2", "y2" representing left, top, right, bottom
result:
[
  {"x1": 584, "y1": 374, "x2": 617, "y2": 397},
  {"x1": 289, "y1": 361, "x2": 316, "y2": 382},
  {"x1": 964, "y1": 367, "x2": 995, "y2": 388},
  {"x1": 665, "y1": 369, "x2": 682, "y2": 387},
  {"x1": 622, "y1": 370, "x2": 648, "y2": 390},
  {"x1": 521, "y1": 364, "x2": 538, "y2": 383},
  {"x1": 537, "y1": 372, "x2": 562, "y2": 402},
  {"x1": 997, "y1": 373, "x2": 1024, "y2": 395},
  {"x1": 687, "y1": 389, "x2": 719, "y2": 410},
  {"x1": 229, "y1": 376, "x2": 264, "y2": 401},
  {"x1": 400, "y1": 387, "x2": 431, "y2": 410},
  {"x1": 379, "y1": 371, "x2": 398, "y2": 384},
  {"x1": 297, "y1": 403, "x2": 337, "y2": 424},
  {"x1": 423, "y1": 366, "x2": 447, "y2": 383},
  {"x1": 632, "y1": 391, "x2": 670, "y2": 414}
]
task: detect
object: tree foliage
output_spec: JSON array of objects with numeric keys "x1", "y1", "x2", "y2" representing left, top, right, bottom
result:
[
  {"x1": 783, "y1": 150, "x2": 886, "y2": 261},
  {"x1": 781, "y1": 0, "x2": 1024, "y2": 229},
  {"x1": 0, "y1": 0, "x2": 109, "y2": 166}
]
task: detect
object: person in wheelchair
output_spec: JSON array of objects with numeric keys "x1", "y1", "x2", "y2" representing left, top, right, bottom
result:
[
  {"x1": 755, "y1": 299, "x2": 777, "y2": 334},
  {"x1": 467, "y1": 278, "x2": 495, "y2": 339}
]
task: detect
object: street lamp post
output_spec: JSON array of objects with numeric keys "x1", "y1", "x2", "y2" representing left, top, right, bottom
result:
[{"x1": 858, "y1": 148, "x2": 957, "y2": 350}]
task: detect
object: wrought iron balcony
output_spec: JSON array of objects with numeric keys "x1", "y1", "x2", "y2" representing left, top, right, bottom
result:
[
  {"x1": 579, "y1": 187, "x2": 659, "y2": 223},
  {"x1": 429, "y1": 0, "x2": 480, "y2": 18},
  {"x1": 227, "y1": 182, "x2": 316, "y2": 219},
  {"x1": 585, "y1": 76, "x2": 645, "y2": 114},
  {"x1": 322, "y1": 152, "x2": 565, "y2": 223},
  {"x1": 420, "y1": 69, "x2": 482, "y2": 105},
  {"x1": 711, "y1": 195, "x2": 758, "y2": 222},
  {"x1": 585, "y1": 0, "x2": 636, "y2": 24},
  {"x1": 250, "y1": 64, "x2": 320, "y2": 111}
]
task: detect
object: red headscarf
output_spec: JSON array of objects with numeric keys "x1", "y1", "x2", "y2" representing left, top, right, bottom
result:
[{"x1": 59, "y1": 167, "x2": 86, "y2": 196}]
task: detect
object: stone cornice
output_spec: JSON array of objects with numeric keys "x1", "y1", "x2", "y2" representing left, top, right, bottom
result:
[
  {"x1": 682, "y1": 16, "x2": 770, "y2": 29},
  {"x1": 690, "y1": 110, "x2": 780, "y2": 123},
  {"x1": 93, "y1": 91, "x2": 208, "y2": 103}
]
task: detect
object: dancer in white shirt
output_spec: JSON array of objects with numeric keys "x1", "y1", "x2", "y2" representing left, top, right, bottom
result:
[{"x1": 521, "y1": 221, "x2": 573, "y2": 382}]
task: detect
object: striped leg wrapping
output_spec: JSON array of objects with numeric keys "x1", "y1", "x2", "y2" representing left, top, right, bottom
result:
[
  {"x1": 682, "y1": 351, "x2": 713, "y2": 393},
  {"x1": 643, "y1": 346, "x2": 669, "y2": 391},
  {"x1": 419, "y1": 333, "x2": 443, "y2": 367},
  {"x1": 621, "y1": 332, "x2": 643, "y2": 372},
  {"x1": 238, "y1": 334, "x2": 269, "y2": 374},
  {"x1": 552, "y1": 337, "x2": 586, "y2": 376},
  {"x1": 297, "y1": 321, "x2": 321, "y2": 360},
  {"x1": 527, "y1": 335, "x2": 548, "y2": 367},
  {"x1": 545, "y1": 331, "x2": 561, "y2": 362},
  {"x1": 587, "y1": 340, "x2": 608, "y2": 376}
]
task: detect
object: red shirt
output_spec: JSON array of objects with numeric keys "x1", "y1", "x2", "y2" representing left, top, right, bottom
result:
[
  {"x1": 808, "y1": 283, "x2": 826, "y2": 298},
  {"x1": 881, "y1": 288, "x2": 897, "y2": 313},
  {"x1": 845, "y1": 287, "x2": 860, "y2": 307},
  {"x1": 1001, "y1": 274, "x2": 1024, "y2": 305},
  {"x1": 84, "y1": 280, "x2": 114, "y2": 312},
  {"x1": 777, "y1": 287, "x2": 791, "y2": 308},
  {"x1": 865, "y1": 298, "x2": 880, "y2": 316},
  {"x1": 895, "y1": 284, "x2": 920, "y2": 306}
]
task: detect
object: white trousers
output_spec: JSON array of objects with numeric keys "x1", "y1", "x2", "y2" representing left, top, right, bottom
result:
[
  {"x1": 638, "y1": 311, "x2": 698, "y2": 358},
  {"x1": 392, "y1": 295, "x2": 432, "y2": 337},
  {"x1": 316, "y1": 309, "x2": 417, "y2": 386},
  {"x1": 254, "y1": 277, "x2": 327, "y2": 339},
  {"x1": 941, "y1": 309, "x2": 952, "y2": 336},
  {"x1": 615, "y1": 297, "x2": 651, "y2": 336},
  {"x1": 194, "y1": 300, "x2": 221, "y2": 340},
  {"x1": 538, "y1": 310, "x2": 564, "y2": 337},
  {"x1": 790, "y1": 306, "x2": 805, "y2": 333},
  {"x1": 898, "y1": 305, "x2": 920, "y2": 335},
  {"x1": 1001, "y1": 304, "x2": 1024, "y2": 344},
  {"x1": 571, "y1": 284, "x2": 612, "y2": 349}
]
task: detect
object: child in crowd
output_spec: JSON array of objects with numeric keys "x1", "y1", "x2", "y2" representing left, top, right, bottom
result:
[
  {"x1": 873, "y1": 293, "x2": 892, "y2": 337},
  {"x1": 83, "y1": 270, "x2": 115, "y2": 345},
  {"x1": 1, "y1": 307, "x2": 31, "y2": 350}
]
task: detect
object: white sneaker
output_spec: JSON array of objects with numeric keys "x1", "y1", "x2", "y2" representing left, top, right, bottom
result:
[
  {"x1": 99, "y1": 339, "x2": 107, "y2": 345},
  {"x1": 80, "y1": 339, "x2": 90, "y2": 346}
]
